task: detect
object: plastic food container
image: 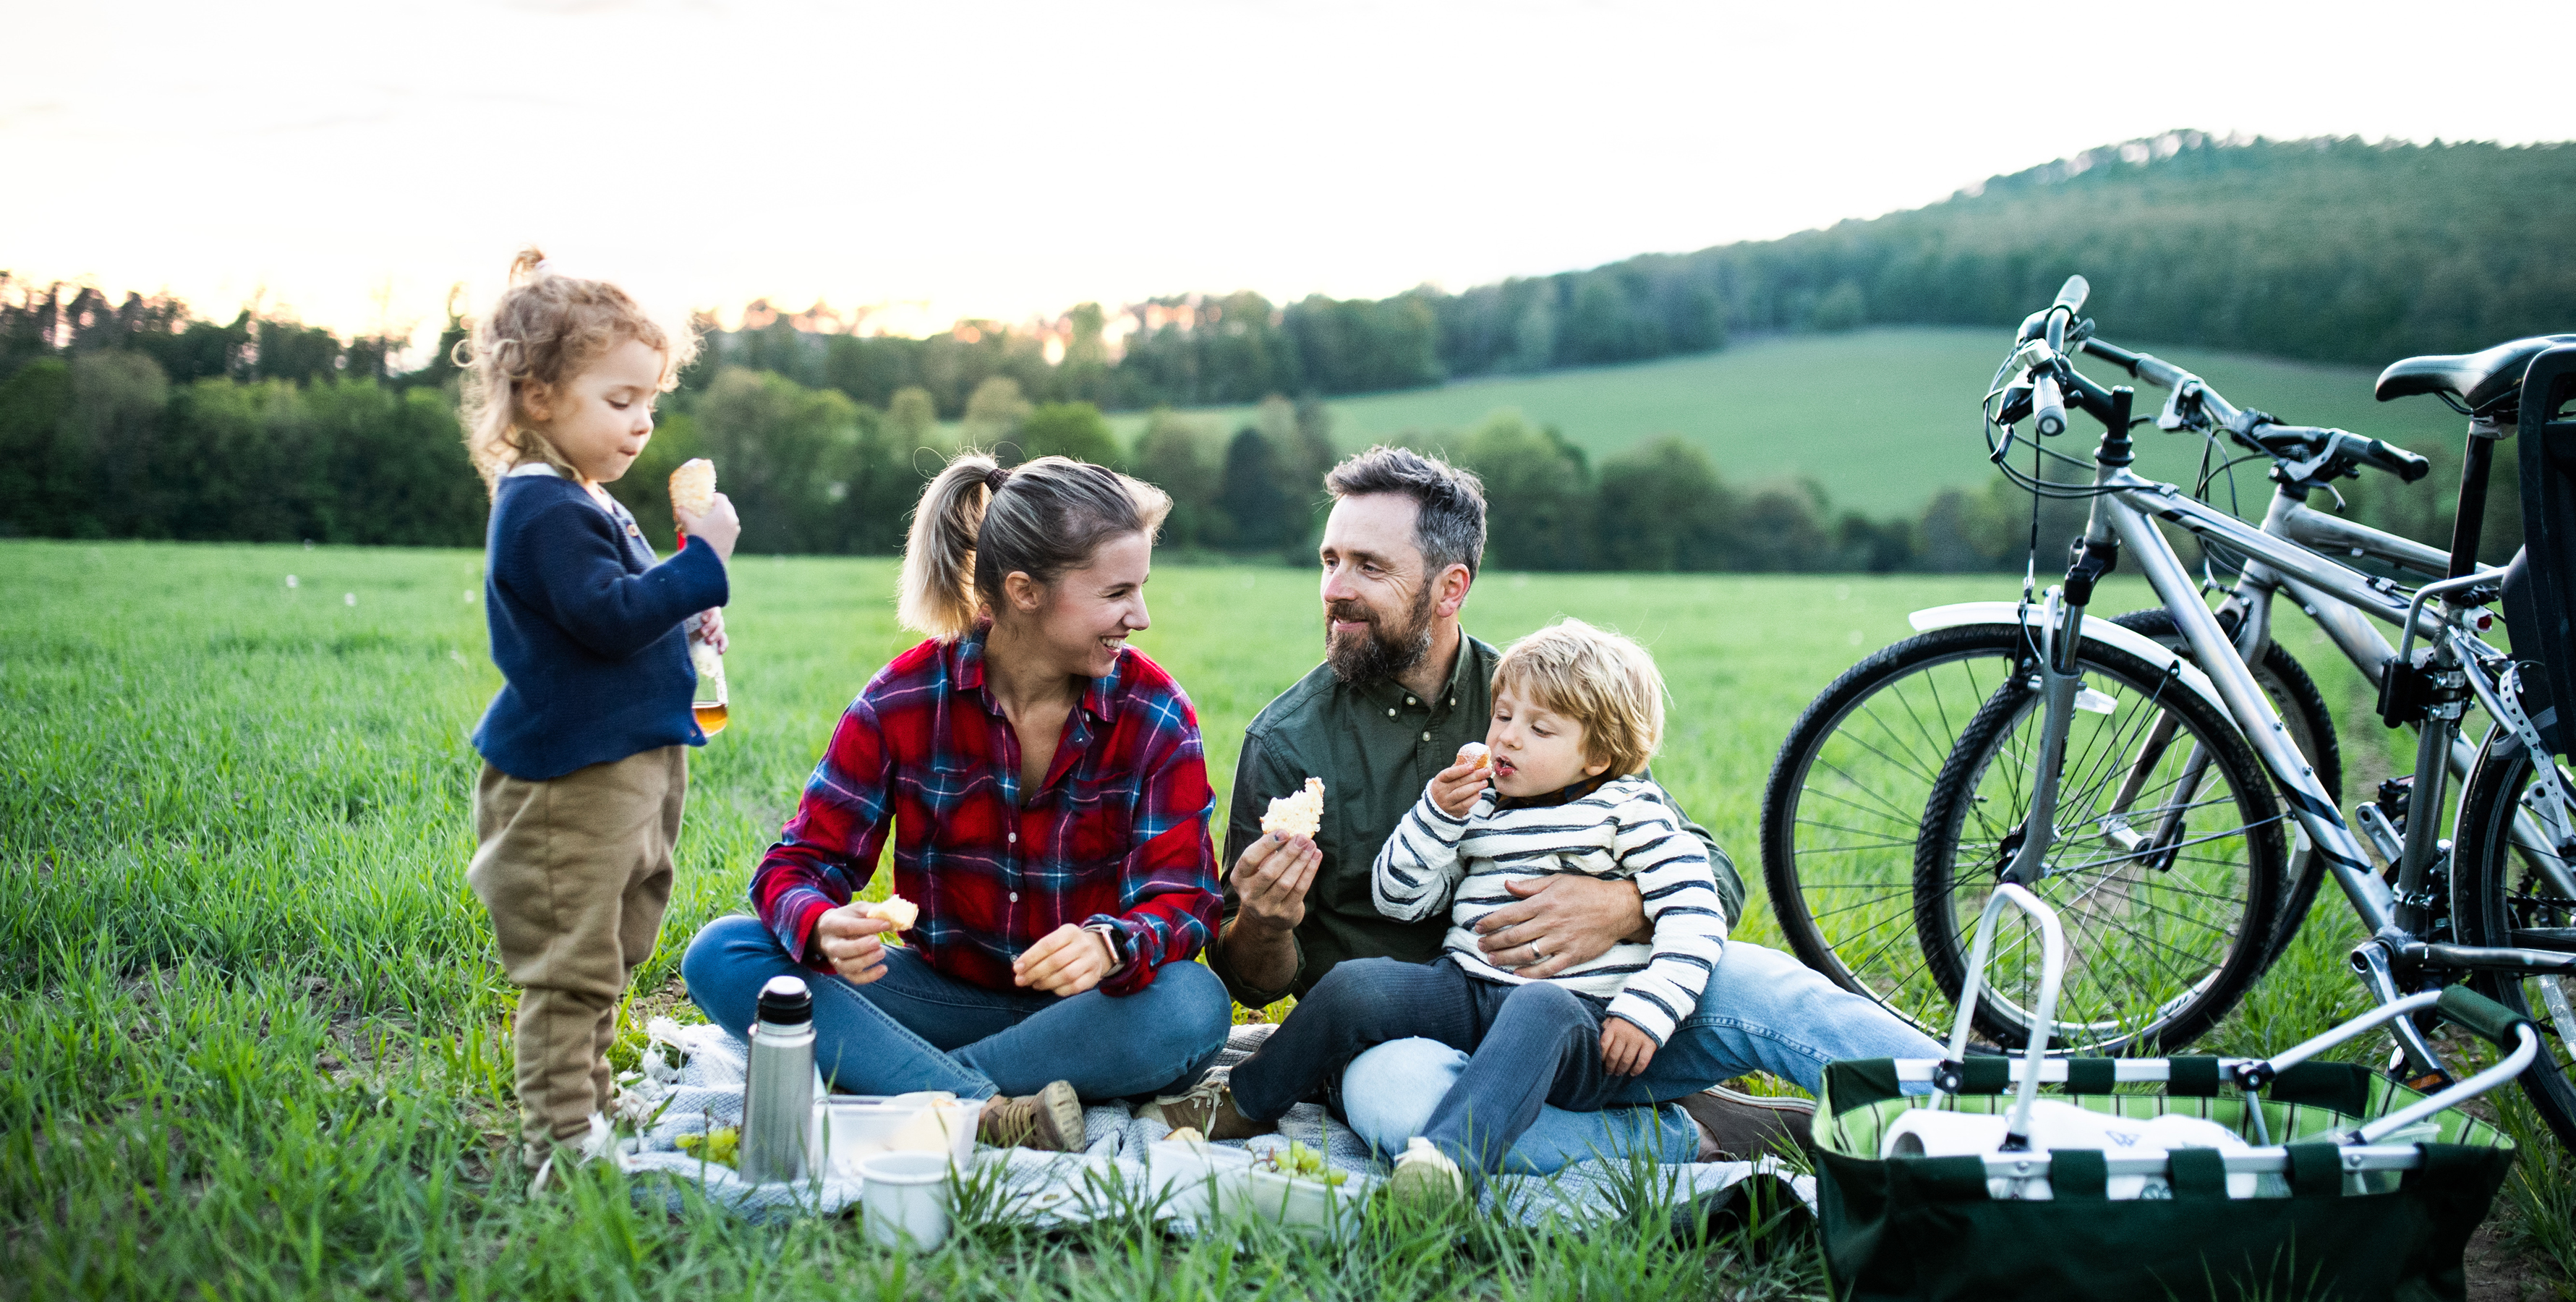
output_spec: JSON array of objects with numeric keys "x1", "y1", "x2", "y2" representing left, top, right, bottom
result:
[
  {"x1": 1142, "y1": 1138, "x2": 1255, "y2": 1220},
  {"x1": 1220, "y1": 1162, "x2": 1381, "y2": 1233},
  {"x1": 820, "y1": 1092, "x2": 982, "y2": 1177}
]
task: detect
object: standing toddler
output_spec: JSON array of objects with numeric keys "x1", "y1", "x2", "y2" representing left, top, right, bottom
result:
[{"x1": 460, "y1": 249, "x2": 738, "y2": 1183}]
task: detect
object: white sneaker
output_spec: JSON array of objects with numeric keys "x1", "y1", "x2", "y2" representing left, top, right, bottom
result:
[
  {"x1": 528, "y1": 1112, "x2": 618, "y2": 1195},
  {"x1": 1388, "y1": 1137, "x2": 1465, "y2": 1207}
]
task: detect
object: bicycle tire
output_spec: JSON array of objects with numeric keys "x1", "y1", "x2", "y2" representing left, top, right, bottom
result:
[
  {"x1": 1916, "y1": 637, "x2": 2287, "y2": 1052},
  {"x1": 2448, "y1": 728, "x2": 2576, "y2": 1150},
  {"x1": 2105, "y1": 608, "x2": 2342, "y2": 966},
  {"x1": 1762, "y1": 625, "x2": 2079, "y2": 1039}
]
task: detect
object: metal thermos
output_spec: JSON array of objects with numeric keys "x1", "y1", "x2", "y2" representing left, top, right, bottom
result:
[{"x1": 740, "y1": 974, "x2": 816, "y2": 1182}]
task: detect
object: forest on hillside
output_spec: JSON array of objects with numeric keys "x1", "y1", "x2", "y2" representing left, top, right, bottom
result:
[{"x1": 1, "y1": 132, "x2": 2562, "y2": 570}]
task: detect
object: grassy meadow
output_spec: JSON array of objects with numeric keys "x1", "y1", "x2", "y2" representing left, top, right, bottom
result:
[
  {"x1": 6, "y1": 540, "x2": 2570, "y2": 1299},
  {"x1": 1099, "y1": 327, "x2": 2476, "y2": 516}
]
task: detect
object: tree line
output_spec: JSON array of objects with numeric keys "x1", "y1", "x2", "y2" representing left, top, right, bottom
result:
[
  {"x1": 5, "y1": 130, "x2": 2554, "y2": 566},
  {"x1": 686, "y1": 134, "x2": 2574, "y2": 416}
]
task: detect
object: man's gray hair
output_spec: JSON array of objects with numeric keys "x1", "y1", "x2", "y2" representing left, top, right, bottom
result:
[{"x1": 1324, "y1": 446, "x2": 1488, "y2": 580}]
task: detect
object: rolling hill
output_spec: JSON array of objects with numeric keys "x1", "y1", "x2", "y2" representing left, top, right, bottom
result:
[{"x1": 1102, "y1": 325, "x2": 2480, "y2": 516}]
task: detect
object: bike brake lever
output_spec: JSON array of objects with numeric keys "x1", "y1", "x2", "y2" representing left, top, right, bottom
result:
[{"x1": 2157, "y1": 380, "x2": 2201, "y2": 431}]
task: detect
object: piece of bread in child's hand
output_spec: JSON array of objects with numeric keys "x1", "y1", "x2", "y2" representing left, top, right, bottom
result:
[
  {"x1": 669, "y1": 459, "x2": 717, "y2": 518},
  {"x1": 866, "y1": 893, "x2": 919, "y2": 930},
  {"x1": 1456, "y1": 741, "x2": 1490, "y2": 772},
  {"x1": 1261, "y1": 777, "x2": 1325, "y2": 839}
]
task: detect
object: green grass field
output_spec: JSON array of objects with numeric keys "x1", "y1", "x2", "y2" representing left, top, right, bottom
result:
[
  {"x1": 1103, "y1": 328, "x2": 2474, "y2": 516},
  {"x1": 5, "y1": 540, "x2": 2569, "y2": 1298}
]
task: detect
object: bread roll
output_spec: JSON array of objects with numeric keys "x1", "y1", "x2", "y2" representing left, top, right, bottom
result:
[
  {"x1": 867, "y1": 893, "x2": 920, "y2": 930},
  {"x1": 669, "y1": 459, "x2": 717, "y2": 517},
  {"x1": 1261, "y1": 777, "x2": 1326, "y2": 839}
]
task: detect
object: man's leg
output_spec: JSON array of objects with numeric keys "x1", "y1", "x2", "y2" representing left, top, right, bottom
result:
[
  {"x1": 1342, "y1": 1039, "x2": 1697, "y2": 1173},
  {"x1": 1230, "y1": 958, "x2": 1481, "y2": 1123},
  {"x1": 680, "y1": 916, "x2": 998, "y2": 1098},
  {"x1": 1607, "y1": 940, "x2": 1944, "y2": 1105}
]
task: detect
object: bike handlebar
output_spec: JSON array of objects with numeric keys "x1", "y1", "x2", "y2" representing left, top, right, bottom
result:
[
  {"x1": 2060, "y1": 331, "x2": 2431, "y2": 483},
  {"x1": 2246, "y1": 423, "x2": 2435, "y2": 483},
  {"x1": 2031, "y1": 373, "x2": 2068, "y2": 438}
]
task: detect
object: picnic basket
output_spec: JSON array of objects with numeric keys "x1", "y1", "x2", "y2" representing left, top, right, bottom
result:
[{"x1": 1812, "y1": 885, "x2": 2540, "y2": 1302}]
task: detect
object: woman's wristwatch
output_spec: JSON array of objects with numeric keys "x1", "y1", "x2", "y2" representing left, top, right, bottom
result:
[{"x1": 1082, "y1": 923, "x2": 1130, "y2": 977}]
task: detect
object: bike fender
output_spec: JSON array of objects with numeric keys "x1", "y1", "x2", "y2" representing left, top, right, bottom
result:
[{"x1": 1907, "y1": 601, "x2": 2232, "y2": 718}]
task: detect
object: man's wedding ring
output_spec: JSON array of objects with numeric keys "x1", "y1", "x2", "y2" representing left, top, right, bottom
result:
[{"x1": 1530, "y1": 943, "x2": 1546, "y2": 963}]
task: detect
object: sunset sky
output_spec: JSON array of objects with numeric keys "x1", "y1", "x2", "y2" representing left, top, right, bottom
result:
[{"x1": 8, "y1": 0, "x2": 2573, "y2": 359}]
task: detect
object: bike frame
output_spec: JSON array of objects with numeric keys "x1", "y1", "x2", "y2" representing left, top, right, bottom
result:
[{"x1": 2010, "y1": 399, "x2": 2576, "y2": 1078}]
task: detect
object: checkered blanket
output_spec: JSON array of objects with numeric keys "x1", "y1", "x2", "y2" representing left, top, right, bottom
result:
[{"x1": 618, "y1": 1019, "x2": 1814, "y2": 1232}]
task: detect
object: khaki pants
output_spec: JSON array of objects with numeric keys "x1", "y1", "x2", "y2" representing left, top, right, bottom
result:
[{"x1": 467, "y1": 746, "x2": 685, "y2": 1168}]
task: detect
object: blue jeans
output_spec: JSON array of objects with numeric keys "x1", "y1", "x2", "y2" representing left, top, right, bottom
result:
[
  {"x1": 681, "y1": 915, "x2": 1231, "y2": 1102},
  {"x1": 1341, "y1": 940, "x2": 1942, "y2": 1173},
  {"x1": 1231, "y1": 957, "x2": 1618, "y2": 1177}
]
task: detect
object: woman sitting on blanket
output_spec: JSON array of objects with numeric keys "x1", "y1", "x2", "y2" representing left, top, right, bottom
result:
[{"x1": 682, "y1": 453, "x2": 1232, "y2": 1152}]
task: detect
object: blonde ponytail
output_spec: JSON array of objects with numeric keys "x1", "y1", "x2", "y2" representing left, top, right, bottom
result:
[
  {"x1": 897, "y1": 454, "x2": 999, "y2": 638},
  {"x1": 896, "y1": 451, "x2": 1174, "y2": 641}
]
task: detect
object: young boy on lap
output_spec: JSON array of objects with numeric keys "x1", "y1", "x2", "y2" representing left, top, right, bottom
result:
[{"x1": 1216, "y1": 618, "x2": 1728, "y2": 1200}]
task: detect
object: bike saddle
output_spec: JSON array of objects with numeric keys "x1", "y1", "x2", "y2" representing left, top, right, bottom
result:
[{"x1": 2374, "y1": 333, "x2": 2576, "y2": 409}]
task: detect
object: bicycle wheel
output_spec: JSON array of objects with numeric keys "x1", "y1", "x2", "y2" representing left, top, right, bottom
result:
[
  {"x1": 1916, "y1": 637, "x2": 2287, "y2": 1052},
  {"x1": 2107, "y1": 608, "x2": 2342, "y2": 966},
  {"x1": 2449, "y1": 728, "x2": 2576, "y2": 1149},
  {"x1": 1762, "y1": 625, "x2": 2057, "y2": 1037}
]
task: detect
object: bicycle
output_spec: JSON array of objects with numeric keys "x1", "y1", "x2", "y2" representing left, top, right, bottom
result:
[
  {"x1": 1763, "y1": 278, "x2": 2440, "y2": 1052},
  {"x1": 1762, "y1": 281, "x2": 2576, "y2": 1138}
]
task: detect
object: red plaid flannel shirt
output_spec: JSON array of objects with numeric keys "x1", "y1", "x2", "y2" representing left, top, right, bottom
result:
[{"x1": 750, "y1": 632, "x2": 1219, "y2": 996}]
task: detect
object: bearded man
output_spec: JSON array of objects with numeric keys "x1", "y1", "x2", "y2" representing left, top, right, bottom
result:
[{"x1": 1192, "y1": 446, "x2": 1940, "y2": 1170}]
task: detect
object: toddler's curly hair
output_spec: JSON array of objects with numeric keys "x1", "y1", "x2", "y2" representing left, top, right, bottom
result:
[{"x1": 456, "y1": 247, "x2": 697, "y2": 492}]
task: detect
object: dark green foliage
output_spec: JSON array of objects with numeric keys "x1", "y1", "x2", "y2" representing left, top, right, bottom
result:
[
  {"x1": 1020, "y1": 401, "x2": 1121, "y2": 466},
  {"x1": 1459, "y1": 412, "x2": 1594, "y2": 571},
  {"x1": 1218, "y1": 426, "x2": 1297, "y2": 553},
  {"x1": 1131, "y1": 410, "x2": 1227, "y2": 549}
]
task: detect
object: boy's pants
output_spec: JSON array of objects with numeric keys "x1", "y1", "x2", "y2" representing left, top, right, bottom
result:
[
  {"x1": 1229, "y1": 955, "x2": 1616, "y2": 1177},
  {"x1": 468, "y1": 746, "x2": 685, "y2": 1169}
]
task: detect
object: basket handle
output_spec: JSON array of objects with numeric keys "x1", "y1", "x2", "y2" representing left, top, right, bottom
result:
[{"x1": 1945, "y1": 883, "x2": 2063, "y2": 1150}]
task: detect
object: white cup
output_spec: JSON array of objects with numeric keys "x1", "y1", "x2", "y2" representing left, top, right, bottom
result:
[{"x1": 858, "y1": 1150, "x2": 952, "y2": 1251}]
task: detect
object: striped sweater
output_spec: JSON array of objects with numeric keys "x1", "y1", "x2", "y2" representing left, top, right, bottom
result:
[{"x1": 1370, "y1": 774, "x2": 1728, "y2": 1045}]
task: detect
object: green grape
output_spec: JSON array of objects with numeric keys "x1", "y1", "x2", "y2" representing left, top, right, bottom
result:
[
  {"x1": 678, "y1": 1126, "x2": 741, "y2": 1168},
  {"x1": 1258, "y1": 1140, "x2": 1346, "y2": 1188}
]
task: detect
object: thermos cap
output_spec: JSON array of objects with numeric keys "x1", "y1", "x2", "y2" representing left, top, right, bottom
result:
[{"x1": 756, "y1": 974, "x2": 813, "y2": 1026}]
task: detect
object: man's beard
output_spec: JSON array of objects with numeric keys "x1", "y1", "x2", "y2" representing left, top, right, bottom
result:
[{"x1": 1325, "y1": 587, "x2": 1436, "y2": 685}]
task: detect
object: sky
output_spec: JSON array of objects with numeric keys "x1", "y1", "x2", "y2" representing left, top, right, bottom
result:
[{"x1": 7, "y1": 0, "x2": 2575, "y2": 360}]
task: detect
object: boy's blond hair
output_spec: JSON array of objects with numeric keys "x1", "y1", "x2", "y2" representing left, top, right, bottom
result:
[
  {"x1": 456, "y1": 247, "x2": 699, "y2": 493},
  {"x1": 1491, "y1": 618, "x2": 1666, "y2": 778}
]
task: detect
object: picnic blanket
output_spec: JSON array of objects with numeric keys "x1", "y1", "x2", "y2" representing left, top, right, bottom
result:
[{"x1": 616, "y1": 1018, "x2": 1815, "y2": 1233}]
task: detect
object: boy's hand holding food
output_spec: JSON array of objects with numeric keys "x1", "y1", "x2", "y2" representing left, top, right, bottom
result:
[
  {"x1": 1013, "y1": 922, "x2": 1117, "y2": 996},
  {"x1": 1429, "y1": 743, "x2": 1493, "y2": 817},
  {"x1": 1600, "y1": 1017, "x2": 1657, "y2": 1076}
]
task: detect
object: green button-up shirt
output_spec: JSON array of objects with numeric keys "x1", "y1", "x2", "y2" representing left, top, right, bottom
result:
[{"x1": 1212, "y1": 631, "x2": 1746, "y2": 1007}]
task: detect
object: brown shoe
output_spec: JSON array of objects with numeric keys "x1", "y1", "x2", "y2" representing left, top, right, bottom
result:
[
  {"x1": 1140, "y1": 1077, "x2": 1275, "y2": 1141},
  {"x1": 978, "y1": 1080, "x2": 1086, "y2": 1152},
  {"x1": 1679, "y1": 1082, "x2": 1817, "y2": 1161}
]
